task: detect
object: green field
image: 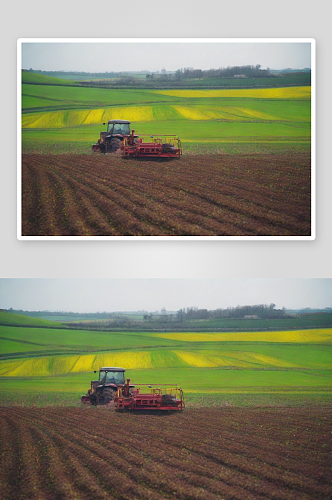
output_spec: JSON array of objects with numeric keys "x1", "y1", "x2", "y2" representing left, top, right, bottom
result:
[
  {"x1": 21, "y1": 75, "x2": 311, "y2": 155},
  {"x1": 0, "y1": 310, "x2": 64, "y2": 328},
  {"x1": 171, "y1": 73, "x2": 311, "y2": 88},
  {"x1": 22, "y1": 70, "x2": 311, "y2": 88},
  {"x1": 0, "y1": 312, "x2": 330, "y2": 407},
  {"x1": 22, "y1": 71, "x2": 79, "y2": 86}
]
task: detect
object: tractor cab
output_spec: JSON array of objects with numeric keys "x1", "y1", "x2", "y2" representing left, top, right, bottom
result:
[
  {"x1": 98, "y1": 367, "x2": 125, "y2": 385},
  {"x1": 107, "y1": 120, "x2": 130, "y2": 136}
]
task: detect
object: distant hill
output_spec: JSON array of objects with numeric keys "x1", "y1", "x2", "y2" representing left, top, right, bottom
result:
[
  {"x1": 286, "y1": 308, "x2": 332, "y2": 314},
  {"x1": 0, "y1": 310, "x2": 65, "y2": 328},
  {"x1": 7, "y1": 309, "x2": 113, "y2": 322},
  {"x1": 22, "y1": 69, "x2": 311, "y2": 90},
  {"x1": 270, "y1": 68, "x2": 311, "y2": 74},
  {"x1": 22, "y1": 71, "x2": 80, "y2": 86}
]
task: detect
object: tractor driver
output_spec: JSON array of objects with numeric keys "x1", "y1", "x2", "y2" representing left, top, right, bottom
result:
[
  {"x1": 101, "y1": 372, "x2": 116, "y2": 384},
  {"x1": 113, "y1": 123, "x2": 130, "y2": 135}
]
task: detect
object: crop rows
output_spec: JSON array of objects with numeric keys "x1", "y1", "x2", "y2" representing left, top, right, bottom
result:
[
  {"x1": 0, "y1": 407, "x2": 330, "y2": 500},
  {"x1": 22, "y1": 153, "x2": 311, "y2": 236}
]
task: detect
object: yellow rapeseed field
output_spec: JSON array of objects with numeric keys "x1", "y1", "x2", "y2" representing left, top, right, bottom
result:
[
  {"x1": 174, "y1": 350, "x2": 299, "y2": 368},
  {"x1": 171, "y1": 105, "x2": 277, "y2": 121},
  {"x1": 154, "y1": 329, "x2": 332, "y2": 343},
  {"x1": 0, "y1": 346, "x2": 307, "y2": 377},
  {"x1": 174, "y1": 351, "x2": 218, "y2": 367},
  {"x1": 154, "y1": 86, "x2": 311, "y2": 99},
  {"x1": 22, "y1": 106, "x2": 156, "y2": 129},
  {"x1": 0, "y1": 351, "x2": 154, "y2": 377},
  {"x1": 2, "y1": 327, "x2": 328, "y2": 378},
  {"x1": 22, "y1": 100, "x2": 287, "y2": 128}
]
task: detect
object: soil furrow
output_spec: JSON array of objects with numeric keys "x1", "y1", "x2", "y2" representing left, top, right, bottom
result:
[
  {"x1": 22, "y1": 153, "x2": 311, "y2": 236},
  {"x1": 3, "y1": 408, "x2": 330, "y2": 500},
  {"x1": 20, "y1": 409, "x2": 328, "y2": 500}
]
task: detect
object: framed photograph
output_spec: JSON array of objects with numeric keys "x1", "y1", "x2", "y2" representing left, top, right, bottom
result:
[
  {"x1": 1, "y1": 277, "x2": 331, "y2": 500},
  {"x1": 18, "y1": 38, "x2": 315, "y2": 240}
]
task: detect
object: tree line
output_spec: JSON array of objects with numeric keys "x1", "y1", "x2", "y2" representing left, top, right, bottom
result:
[
  {"x1": 174, "y1": 65, "x2": 272, "y2": 80},
  {"x1": 175, "y1": 304, "x2": 286, "y2": 322}
]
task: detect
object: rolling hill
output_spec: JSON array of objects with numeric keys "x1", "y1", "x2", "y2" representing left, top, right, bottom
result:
[
  {"x1": 0, "y1": 311, "x2": 330, "y2": 406},
  {"x1": 21, "y1": 80, "x2": 311, "y2": 155}
]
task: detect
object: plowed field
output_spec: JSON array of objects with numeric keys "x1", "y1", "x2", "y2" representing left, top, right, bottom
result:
[
  {"x1": 0, "y1": 408, "x2": 330, "y2": 500},
  {"x1": 21, "y1": 154, "x2": 311, "y2": 236}
]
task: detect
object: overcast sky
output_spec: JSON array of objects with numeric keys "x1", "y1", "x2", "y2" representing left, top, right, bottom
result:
[
  {"x1": 21, "y1": 41, "x2": 311, "y2": 73},
  {"x1": 0, "y1": 279, "x2": 330, "y2": 312}
]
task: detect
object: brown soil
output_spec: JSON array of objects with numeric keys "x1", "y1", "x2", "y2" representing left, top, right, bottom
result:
[
  {"x1": 21, "y1": 154, "x2": 311, "y2": 236},
  {"x1": 0, "y1": 407, "x2": 330, "y2": 500}
]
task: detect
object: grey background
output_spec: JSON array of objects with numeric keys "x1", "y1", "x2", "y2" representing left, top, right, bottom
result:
[
  {"x1": 1, "y1": 0, "x2": 330, "y2": 279},
  {"x1": 1, "y1": 279, "x2": 331, "y2": 311}
]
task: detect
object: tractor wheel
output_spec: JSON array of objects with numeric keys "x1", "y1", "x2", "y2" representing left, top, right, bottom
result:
[
  {"x1": 89, "y1": 393, "x2": 98, "y2": 405},
  {"x1": 101, "y1": 388, "x2": 116, "y2": 405},
  {"x1": 110, "y1": 138, "x2": 121, "y2": 152}
]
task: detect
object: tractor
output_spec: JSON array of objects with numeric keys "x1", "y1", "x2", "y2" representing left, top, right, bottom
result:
[
  {"x1": 92, "y1": 119, "x2": 182, "y2": 158},
  {"x1": 81, "y1": 366, "x2": 185, "y2": 411},
  {"x1": 81, "y1": 367, "x2": 133, "y2": 405},
  {"x1": 92, "y1": 120, "x2": 133, "y2": 154}
]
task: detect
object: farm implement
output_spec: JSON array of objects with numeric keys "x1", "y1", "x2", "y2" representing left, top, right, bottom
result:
[
  {"x1": 81, "y1": 367, "x2": 184, "y2": 411},
  {"x1": 115, "y1": 379, "x2": 184, "y2": 412},
  {"x1": 92, "y1": 119, "x2": 182, "y2": 159}
]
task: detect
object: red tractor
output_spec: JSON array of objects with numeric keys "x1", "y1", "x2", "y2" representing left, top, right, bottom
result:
[
  {"x1": 81, "y1": 367, "x2": 132, "y2": 405},
  {"x1": 92, "y1": 120, "x2": 132, "y2": 154},
  {"x1": 92, "y1": 119, "x2": 182, "y2": 158},
  {"x1": 81, "y1": 367, "x2": 185, "y2": 411}
]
